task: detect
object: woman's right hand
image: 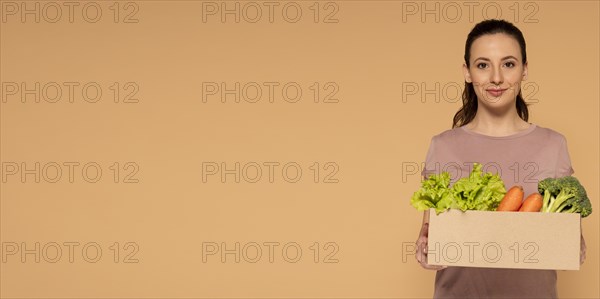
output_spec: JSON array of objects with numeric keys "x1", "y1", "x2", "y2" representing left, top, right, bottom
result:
[{"x1": 416, "y1": 222, "x2": 447, "y2": 270}]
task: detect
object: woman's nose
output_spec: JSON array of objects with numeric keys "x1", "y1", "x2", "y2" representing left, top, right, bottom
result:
[{"x1": 491, "y1": 67, "x2": 504, "y2": 84}]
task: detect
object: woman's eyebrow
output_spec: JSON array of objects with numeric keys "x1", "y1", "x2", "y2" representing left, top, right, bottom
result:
[{"x1": 474, "y1": 56, "x2": 519, "y2": 62}]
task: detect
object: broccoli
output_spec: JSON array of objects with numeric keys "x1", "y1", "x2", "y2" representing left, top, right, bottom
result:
[{"x1": 538, "y1": 176, "x2": 592, "y2": 217}]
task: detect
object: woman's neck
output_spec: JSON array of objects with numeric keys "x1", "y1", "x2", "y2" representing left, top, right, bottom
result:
[{"x1": 465, "y1": 107, "x2": 530, "y2": 136}]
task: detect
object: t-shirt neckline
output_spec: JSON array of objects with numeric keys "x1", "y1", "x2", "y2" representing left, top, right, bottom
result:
[{"x1": 460, "y1": 123, "x2": 537, "y2": 140}]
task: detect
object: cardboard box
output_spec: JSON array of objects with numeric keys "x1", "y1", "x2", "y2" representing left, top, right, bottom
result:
[{"x1": 427, "y1": 208, "x2": 581, "y2": 270}]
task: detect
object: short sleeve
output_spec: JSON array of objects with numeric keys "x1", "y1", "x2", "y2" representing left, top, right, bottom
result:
[
  {"x1": 421, "y1": 136, "x2": 437, "y2": 180},
  {"x1": 555, "y1": 135, "x2": 575, "y2": 177}
]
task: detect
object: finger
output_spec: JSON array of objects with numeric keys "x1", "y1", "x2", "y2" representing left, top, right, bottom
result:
[
  {"x1": 416, "y1": 252, "x2": 445, "y2": 271},
  {"x1": 426, "y1": 263, "x2": 447, "y2": 270},
  {"x1": 421, "y1": 263, "x2": 447, "y2": 271},
  {"x1": 415, "y1": 249, "x2": 423, "y2": 263},
  {"x1": 416, "y1": 239, "x2": 427, "y2": 251}
]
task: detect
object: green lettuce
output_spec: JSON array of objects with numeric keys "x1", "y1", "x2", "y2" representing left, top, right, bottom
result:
[
  {"x1": 451, "y1": 163, "x2": 506, "y2": 211},
  {"x1": 410, "y1": 163, "x2": 506, "y2": 214},
  {"x1": 410, "y1": 172, "x2": 454, "y2": 214}
]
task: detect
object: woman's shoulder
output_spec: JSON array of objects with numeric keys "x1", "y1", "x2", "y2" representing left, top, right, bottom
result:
[
  {"x1": 429, "y1": 126, "x2": 466, "y2": 143},
  {"x1": 532, "y1": 124, "x2": 569, "y2": 143}
]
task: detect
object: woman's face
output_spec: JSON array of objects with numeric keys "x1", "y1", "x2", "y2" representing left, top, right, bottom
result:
[{"x1": 463, "y1": 33, "x2": 528, "y2": 111}]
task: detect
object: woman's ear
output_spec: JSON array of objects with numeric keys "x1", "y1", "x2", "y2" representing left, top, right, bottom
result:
[
  {"x1": 522, "y1": 61, "x2": 528, "y2": 81},
  {"x1": 462, "y1": 63, "x2": 472, "y2": 83}
]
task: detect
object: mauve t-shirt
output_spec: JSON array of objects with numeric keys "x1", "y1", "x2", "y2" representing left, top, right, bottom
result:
[{"x1": 421, "y1": 123, "x2": 574, "y2": 299}]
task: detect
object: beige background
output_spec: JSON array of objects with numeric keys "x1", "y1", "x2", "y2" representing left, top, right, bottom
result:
[{"x1": 1, "y1": 1, "x2": 598, "y2": 298}]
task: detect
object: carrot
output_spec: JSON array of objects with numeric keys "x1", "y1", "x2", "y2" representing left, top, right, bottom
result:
[
  {"x1": 497, "y1": 185, "x2": 524, "y2": 211},
  {"x1": 519, "y1": 192, "x2": 543, "y2": 212}
]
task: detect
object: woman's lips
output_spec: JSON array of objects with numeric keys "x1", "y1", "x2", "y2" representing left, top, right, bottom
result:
[{"x1": 486, "y1": 89, "x2": 506, "y2": 97}]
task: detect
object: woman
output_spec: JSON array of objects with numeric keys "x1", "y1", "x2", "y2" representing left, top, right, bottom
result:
[{"x1": 414, "y1": 19, "x2": 587, "y2": 298}]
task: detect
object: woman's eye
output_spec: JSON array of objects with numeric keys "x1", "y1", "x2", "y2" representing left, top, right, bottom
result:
[
  {"x1": 505, "y1": 61, "x2": 516, "y2": 67},
  {"x1": 477, "y1": 63, "x2": 487, "y2": 69}
]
